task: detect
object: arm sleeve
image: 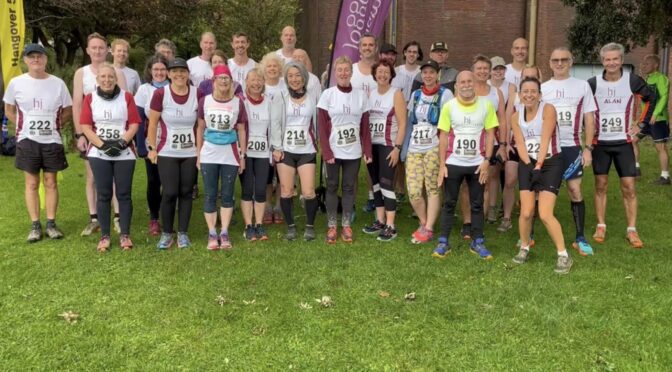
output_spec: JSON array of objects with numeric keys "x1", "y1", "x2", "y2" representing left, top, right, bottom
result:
[
  {"x1": 582, "y1": 82, "x2": 597, "y2": 113},
  {"x1": 60, "y1": 80, "x2": 74, "y2": 107},
  {"x1": 80, "y1": 94, "x2": 94, "y2": 126},
  {"x1": 360, "y1": 111, "x2": 372, "y2": 159},
  {"x1": 437, "y1": 102, "x2": 452, "y2": 132},
  {"x1": 631, "y1": 73, "x2": 656, "y2": 124},
  {"x1": 197, "y1": 96, "x2": 206, "y2": 120},
  {"x1": 3, "y1": 80, "x2": 16, "y2": 104},
  {"x1": 149, "y1": 88, "x2": 165, "y2": 112},
  {"x1": 126, "y1": 92, "x2": 141, "y2": 124},
  {"x1": 318, "y1": 108, "x2": 334, "y2": 160},
  {"x1": 653, "y1": 76, "x2": 669, "y2": 119},
  {"x1": 484, "y1": 101, "x2": 499, "y2": 130}
]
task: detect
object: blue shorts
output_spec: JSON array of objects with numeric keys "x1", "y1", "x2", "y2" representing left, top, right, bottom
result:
[
  {"x1": 639, "y1": 121, "x2": 669, "y2": 143},
  {"x1": 561, "y1": 146, "x2": 583, "y2": 180}
]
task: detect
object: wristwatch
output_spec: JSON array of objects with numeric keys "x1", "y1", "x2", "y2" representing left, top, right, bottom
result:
[
  {"x1": 584, "y1": 145, "x2": 594, "y2": 151},
  {"x1": 75, "y1": 133, "x2": 84, "y2": 139},
  {"x1": 394, "y1": 144, "x2": 402, "y2": 151},
  {"x1": 147, "y1": 145, "x2": 155, "y2": 151}
]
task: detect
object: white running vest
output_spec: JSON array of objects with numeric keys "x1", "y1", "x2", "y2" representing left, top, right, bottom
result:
[
  {"x1": 593, "y1": 72, "x2": 635, "y2": 143},
  {"x1": 87, "y1": 91, "x2": 135, "y2": 161},
  {"x1": 283, "y1": 96, "x2": 316, "y2": 154},
  {"x1": 244, "y1": 95, "x2": 272, "y2": 159},
  {"x1": 157, "y1": 86, "x2": 198, "y2": 158},
  {"x1": 368, "y1": 87, "x2": 398, "y2": 146},
  {"x1": 518, "y1": 102, "x2": 560, "y2": 160}
]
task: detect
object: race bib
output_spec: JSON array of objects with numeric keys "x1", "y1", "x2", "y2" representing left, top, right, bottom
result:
[
  {"x1": 556, "y1": 106, "x2": 577, "y2": 127},
  {"x1": 524, "y1": 137, "x2": 550, "y2": 159},
  {"x1": 96, "y1": 121, "x2": 124, "y2": 140},
  {"x1": 25, "y1": 112, "x2": 56, "y2": 138},
  {"x1": 453, "y1": 133, "x2": 480, "y2": 158},
  {"x1": 170, "y1": 126, "x2": 195, "y2": 149},
  {"x1": 411, "y1": 122, "x2": 437, "y2": 146},
  {"x1": 246, "y1": 134, "x2": 268, "y2": 157},
  {"x1": 284, "y1": 128, "x2": 307, "y2": 150},
  {"x1": 334, "y1": 123, "x2": 359, "y2": 148},
  {"x1": 206, "y1": 108, "x2": 234, "y2": 131},
  {"x1": 369, "y1": 119, "x2": 386, "y2": 140},
  {"x1": 600, "y1": 112, "x2": 625, "y2": 133}
]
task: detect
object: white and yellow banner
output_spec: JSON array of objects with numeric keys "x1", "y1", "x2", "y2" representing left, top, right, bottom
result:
[{"x1": 0, "y1": 0, "x2": 25, "y2": 91}]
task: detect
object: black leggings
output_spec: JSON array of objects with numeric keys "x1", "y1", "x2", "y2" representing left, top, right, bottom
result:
[
  {"x1": 240, "y1": 157, "x2": 271, "y2": 203},
  {"x1": 326, "y1": 158, "x2": 360, "y2": 227},
  {"x1": 89, "y1": 158, "x2": 135, "y2": 235},
  {"x1": 145, "y1": 159, "x2": 161, "y2": 220},
  {"x1": 367, "y1": 145, "x2": 397, "y2": 212},
  {"x1": 157, "y1": 156, "x2": 197, "y2": 234},
  {"x1": 439, "y1": 164, "x2": 485, "y2": 240}
]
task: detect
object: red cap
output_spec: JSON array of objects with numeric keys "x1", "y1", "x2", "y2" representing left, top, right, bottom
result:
[{"x1": 213, "y1": 65, "x2": 232, "y2": 78}]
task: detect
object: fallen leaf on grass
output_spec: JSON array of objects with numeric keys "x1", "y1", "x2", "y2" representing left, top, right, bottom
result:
[
  {"x1": 404, "y1": 292, "x2": 416, "y2": 301},
  {"x1": 215, "y1": 295, "x2": 229, "y2": 306},
  {"x1": 625, "y1": 275, "x2": 634, "y2": 280},
  {"x1": 315, "y1": 296, "x2": 334, "y2": 307},
  {"x1": 243, "y1": 299, "x2": 256, "y2": 305},
  {"x1": 299, "y1": 302, "x2": 313, "y2": 310},
  {"x1": 59, "y1": 311, "x2": 80, "y2": 324},
  {"x1": 378, "y1": 290, "x2": 390, "y2": 298}
]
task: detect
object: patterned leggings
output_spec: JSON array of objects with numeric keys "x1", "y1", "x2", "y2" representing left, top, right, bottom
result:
[{"x1": 405, "y1": 147, "x2": 440, "y2": 202}]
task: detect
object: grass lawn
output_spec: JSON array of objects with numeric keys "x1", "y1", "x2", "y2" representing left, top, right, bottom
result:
[{"x1": 0, "y1": 144, "x2": 671, "y2": 370}]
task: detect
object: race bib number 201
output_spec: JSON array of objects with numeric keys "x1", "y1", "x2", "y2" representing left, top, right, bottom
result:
[{"x1": 171, "y1": 127, "x2": 194, "y2": 149}]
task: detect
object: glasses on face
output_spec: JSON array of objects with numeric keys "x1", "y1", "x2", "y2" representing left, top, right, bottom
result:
[
  {"x1": 152, "y1": 68, "x2": 167, "y2": 72},
  {"x1": 215, "y1": 76, "x2": 231, "y2": 82},
  {"x1": 551, "y1": 58, "x2": 571, "y2": 64}
]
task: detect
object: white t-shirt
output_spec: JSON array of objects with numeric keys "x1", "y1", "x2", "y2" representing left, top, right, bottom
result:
[
  {"x1": 275, "y1": 49, "x2": 293, "y2": 64},
  {"x1": 83, "y1": 65, "x2": 97, "y2": 95},
  {"x1": 393, "y1": 64, "x2": 420, "y2": 102},
  {"x1": 307, "y1": 73, "x2": 322, "y2": 106},
  {"x1": 504, "y1": 63, "x2": 523, "y2": 90},
  {"x1": 265, "y1": 80, "x2": 287, "y2": 102},
  {"x1": 187, "y1": 56, "x2": 213, "y2": 88},
  {"x1": 318, "y1": 86, "x2": 369, "y2": 160},
  {"x1": 351, "y1": 62, "x2": 378, "y2": 97},
  {"x1": 199, "y1": 95, "x2": 246, "y2": 166},
  {"x1": 541, "y1": 77, "x2": 597, "y2": 147},
  {"x1": 119, "y1": 66, "x2": 141, "y2": 95},
  {"x1": 134, "y1": 83, "x2": 159, "y2": 114},
  {"x1": 227, "y1": 58, "x2": 256, "y2": 91},
  {"x1": 3, "y1": 74, "x2": 73, "y2": 144}
]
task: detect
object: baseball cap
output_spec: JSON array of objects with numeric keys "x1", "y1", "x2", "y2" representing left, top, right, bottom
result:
[
  {"x1": 490, "y1": 56, "x2": 506, "y2": 68},
  {"x1": 23, "y1": 43, "x2": 47, "y2": 56},
  {"x1": 430, "y1": 42, "x2": 448, "y2": 52},
  {"x1": 380, "y1": 43, "x2": 397, "y2": 54},
  {"x1": 213, "y1": 64, "x2": 232, "y2": 78},
  {"x1": 167, "y1": 58, "x2": 189, "y2": 70},
  {"x1": 420, "y1": 60, "x2": 440, "y2": 72}
]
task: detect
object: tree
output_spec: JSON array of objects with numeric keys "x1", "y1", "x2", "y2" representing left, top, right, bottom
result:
[{"x1": 563, "y1": 0, "x2": 672, "y2": 61}]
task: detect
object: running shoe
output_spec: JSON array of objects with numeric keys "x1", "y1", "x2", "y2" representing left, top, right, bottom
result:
[
  {"x1": 219, "y1": 233, "x2": 232, "y2": 250},
  {"x1": 148, "y1": 219, "x2": 161, "y2": 237},
  {"x1": 572, "y1": 237, "x2": 594, "y2": 256},
  {"x1": 263, "y1": 210, "x2": 274, "y2": 224},
  {"x1": 157, "y1": 233, "x2": 174, "y2": 250},
  {"x1": 486, "y1": 208, "x2": 498, "y2": 224},
  {"x1": 341, "y1": 226, "x2": 354, "y2": 243},
  {"x1": 469, "y1": 238, "x2": 493, "y2": 260},
  {"x1": 207, "y1": 233, "x2": 219, "y2": 251},
  {"x1": 177, "y1": 233, "x2": 191, "y2": 249},
  {"x1": 285, "y1": 225, "x2": 297, "y2": 241},
  {"x1": 432, "y1": 237, "x2": 451, "y2": 258},
  {"x1": 363, "y1": 220, "x2": 386, "y2": 234},
  {"x1": 652, "y1": 176, "x2": 671, "y2": 185},
  {"x1": 304, "y1": 225, "x2": 316, "y2": 241},
  {"x1": 515, "y1": 237, "x2": 535, "y2": 248},
  {"x1": 512, "y1": 247, "x2": 530, "y2": 264},
  {"x1": 461, "y1": 223, "x2": 472, "y2": 240},
  {"x1": 497, "y1": 218, "x2": 513, "y2": 232},
  {"x1": 626, "y1": 230, "x2": 644, "y2": 249},
  {"x1": 411, "y1": 225, "x2": 433, "y2": 244},
  {"x1": 273, "y1": 208, "x2": 284, "y2": 224},
  {"x1": 593, "y1": 225, "x2": 606, "y2": 243},
  {"x1": 326, "y1": 226, "x2": 337, "y2": 244},
  {"x1": 45, "y1": 225, "x2": 64, "y2": 240},
  {"x1": 554, "y1": 255, "x2": 573, "y2": 274},
  {"x1": 81, "y1": 219, "x2": 100, "y2": 236},
  {"x1": 377, "y1": 225, "x2": 397, "y2": 242},
  {"x1": 120, "y1": 234, "x2": 133, "y2": 251},
  {"x1": 113, "y1": 217, "x2": 121, "y2": 234},
  {"x1": 362, "y1": 199, "x2": 375, "y2": 213},
  {"x1": 244, "y1": 224, "x2": 257, "y2": 241},
  {"x1": 97, "y1": 235, "x2": 111, "y2": 253},
  {"x1": 255, "y1": 224, "x2": 268, "y2": 241},
  {"x1": 27, "y1": 226, "x2": 42, "y2": 243}
]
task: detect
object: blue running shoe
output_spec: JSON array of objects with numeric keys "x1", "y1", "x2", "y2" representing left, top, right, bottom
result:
[
  {"x1": 432, "y1": 237, "x2": 451, "y2": 258},
  {"x1": 572, "y1": 237, "x2": 594, "y2": 256},
  {"x1": 177, "y1": 232, "x2": 191, "y2": 249},
  {"x1": 362, "y1": 199, "x2": 375, "y2": 213},
  {"x1": 157, "y1": 233, "x2": 173, "y2": 250},
  {"x1": 470, "y1": 238, "x2": 493, "y2": 260}
]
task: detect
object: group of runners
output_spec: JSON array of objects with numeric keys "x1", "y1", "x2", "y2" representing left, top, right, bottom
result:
[{"x1": 4, "y1": 26, "x2": 669, "y2": 274}]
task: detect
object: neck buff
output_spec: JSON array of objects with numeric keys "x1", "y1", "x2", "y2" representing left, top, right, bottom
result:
[
  {"x1": 422, "y1": 84, "x2": 440, "y2": 96},
  {"x1": 151, "y1": 80, "x2": 169, "y2": 88},
  {"x1": 97, "y1": 85, "x2": 121, "y2": 100},
  {"x1": 288, "y1": 87, "x2": 306, "y2": 99}
]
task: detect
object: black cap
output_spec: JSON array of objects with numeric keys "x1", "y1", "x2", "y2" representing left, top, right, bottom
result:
[
  {"x1": 420, "y1": 60, "x2": 440, "y2": 72},
  {"x1": 167, "y1": 57, "x2": 189, "y2": 70},
  {"x1": 380, "y1": 43, "x2": 397, "y2": 54},
  {"x1": 23, "y1": 43, "x2": 47, "y2": 56},
  {"x1": 430, "y1": 42, "x2": 448, "y2": 52}
]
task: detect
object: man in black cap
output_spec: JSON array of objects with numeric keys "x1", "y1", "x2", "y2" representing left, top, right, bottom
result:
[
  {"x1": 378, "y1": 43, "x2": 398, "y2": 66},
  {"x1": 411, "y1": 41, "x2": 458, "y2": 92}
]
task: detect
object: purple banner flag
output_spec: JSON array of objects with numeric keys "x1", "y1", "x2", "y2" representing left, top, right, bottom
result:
[{"x1": 328, "y1": 0, "x2": 393, "y2": 86}]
